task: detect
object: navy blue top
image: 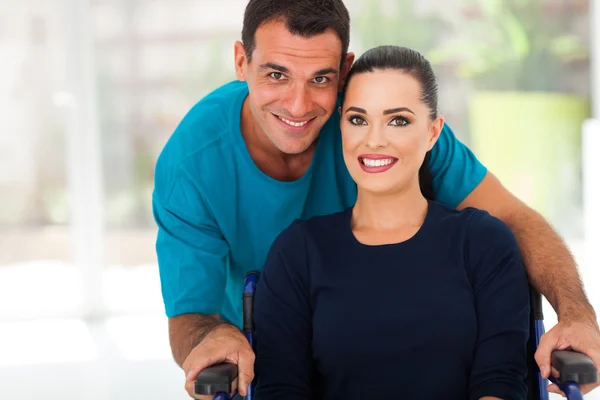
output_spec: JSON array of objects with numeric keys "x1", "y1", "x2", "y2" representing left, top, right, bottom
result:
[{"x1": 254, "y1": 201, "x2": 530, "y2": 400}]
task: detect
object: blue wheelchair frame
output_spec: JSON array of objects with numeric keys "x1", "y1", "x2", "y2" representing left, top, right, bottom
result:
[{"x1": 195, "y1": 272, "x2": 598, "y2": 400}]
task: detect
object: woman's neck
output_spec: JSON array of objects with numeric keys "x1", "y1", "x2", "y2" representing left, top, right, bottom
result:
[{"x1": 351, "y1": 180, "x2": 429, "y2": 244}]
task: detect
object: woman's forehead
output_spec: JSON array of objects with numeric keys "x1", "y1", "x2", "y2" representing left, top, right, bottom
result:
[{"x1": 344, "y1": 71, "x2": 423, "y2": 113}]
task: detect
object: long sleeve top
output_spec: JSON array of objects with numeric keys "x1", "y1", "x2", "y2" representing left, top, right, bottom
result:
[{"x1": 253, "y1": 201, "x2": 530, "y2": 400}]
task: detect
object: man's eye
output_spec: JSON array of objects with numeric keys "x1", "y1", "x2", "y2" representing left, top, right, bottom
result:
[
  {"x1": 313, "y1": 76, "x2": 329, "y2": 84},
  {"x1": 270, "y1": 72, "x2": 284, "y2": 80}
]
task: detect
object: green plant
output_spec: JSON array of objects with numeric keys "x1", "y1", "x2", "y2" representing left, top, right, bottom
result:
[{"x1": 427, "y1": 0, "x2": 588, "y2": 92}]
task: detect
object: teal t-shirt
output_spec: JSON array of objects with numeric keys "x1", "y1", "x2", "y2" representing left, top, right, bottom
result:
[{"x1": 152, "y1": 80, "x2": 487, "y2": 327}]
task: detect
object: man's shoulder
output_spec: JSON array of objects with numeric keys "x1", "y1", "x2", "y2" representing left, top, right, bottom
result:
[
  {"x1": 153, "y1": 80, "x2": 248, "y2": 202},
  {"x1": 163, "y1": 80, "x2": 247, "y2": 160}
]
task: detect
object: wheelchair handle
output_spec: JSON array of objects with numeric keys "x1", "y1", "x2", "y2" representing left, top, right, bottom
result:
[
  {"x1": 195, "y1": 272, "x2": 259, "y2": 398},
  {"x1": 194, "y1": 362, "x2": 238, "y2": 396},
  {"x1": 552, "y1": 350, "x2": 598, "y2": 385}
]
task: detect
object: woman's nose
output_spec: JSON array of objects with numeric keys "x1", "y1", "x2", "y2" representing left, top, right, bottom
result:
[{"x1": 365, "y1": 126, "x2": 388, "y2": 149}]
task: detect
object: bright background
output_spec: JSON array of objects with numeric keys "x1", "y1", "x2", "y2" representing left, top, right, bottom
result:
[{"x1": 0, "y1": 0, "x2": 599, "y2": 399}]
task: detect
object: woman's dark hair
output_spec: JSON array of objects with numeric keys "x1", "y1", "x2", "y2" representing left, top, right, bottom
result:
[
  {"x1": 241, "y1": 0, "x2": 350, "y2": 65},
  {"x1": 341, "y1": 45, "x2": 438, "y2": 200}
]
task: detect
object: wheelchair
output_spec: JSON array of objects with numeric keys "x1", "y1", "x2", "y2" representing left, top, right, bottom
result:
[{"x1": 195, "y1": 272, "x2": 598, "y2": 400}]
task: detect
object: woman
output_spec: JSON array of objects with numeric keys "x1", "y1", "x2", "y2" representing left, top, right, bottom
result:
[{"x1": 253, "y1": 45, "x2": 530, "y2": 400}]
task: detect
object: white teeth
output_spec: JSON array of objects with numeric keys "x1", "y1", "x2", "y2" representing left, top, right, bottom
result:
[
  {"x1": 362, "y1": 158, "x2": 395, "y2": 167},
  {"x1": 278, "y1": 116, "x2": 309, "y2": 127}
]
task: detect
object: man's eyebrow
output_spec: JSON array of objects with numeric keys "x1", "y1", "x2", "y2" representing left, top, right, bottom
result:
[
  {"x1": 313, "y1": 67, "x2": 338, "y2": 76},
  {"x1": 345, "y1": 106, "x2": 367, "y2": 114},
  {"x1": 259, "y1": 63, "x2": 289, "y2": 73}
]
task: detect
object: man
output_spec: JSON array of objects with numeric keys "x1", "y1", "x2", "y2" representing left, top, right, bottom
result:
[{"x1": 152, "y1": 0, "x2": 600, "y2": 398}]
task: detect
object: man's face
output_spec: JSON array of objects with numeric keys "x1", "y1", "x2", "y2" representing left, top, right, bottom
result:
[{"x1": 235, "y1": 20, "x2": 346, "y2": 155}]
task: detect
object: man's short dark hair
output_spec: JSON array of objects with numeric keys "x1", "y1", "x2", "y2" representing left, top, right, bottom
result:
[{"x1": 241, "y1": 0, "x2": 350, "y2": 64}]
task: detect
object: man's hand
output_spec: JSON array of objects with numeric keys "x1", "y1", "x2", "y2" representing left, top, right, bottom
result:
[
  {"x1": 182, "y1": 323, "x2": 255, "y2": 399},
  {"x1": 535, "y1": 316, "x2": 600, "y2": 395}
]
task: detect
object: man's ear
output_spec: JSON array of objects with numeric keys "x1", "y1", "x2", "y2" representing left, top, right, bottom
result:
[
  {"x1": 338, "y1": 52, "x2": 355, "y2": 91},
  {"x1": 428, "y1": 116, "x2": 445, "y2": 151},
  {"x1": 234, "y1": 41, "x2": 248, "y2": 81}
]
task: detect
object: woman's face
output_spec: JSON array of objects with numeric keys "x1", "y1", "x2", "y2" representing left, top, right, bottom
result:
[{"x1": 340, "y1": 69, "x2": 444, "y2": 196}]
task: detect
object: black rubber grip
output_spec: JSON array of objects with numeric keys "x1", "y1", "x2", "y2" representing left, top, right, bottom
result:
[
  {"x1": 194, "y1": 362, "x2": 238, "y2": 395},
  {"x1": 552, "y1": 350, "x2": 598, "y2": 385},
  {"x1": 243, "y1": 292, "x2": 254, "y2": 333},
  {"x1": 530, "y1": 286, "x2": 544, "y2": 320}
]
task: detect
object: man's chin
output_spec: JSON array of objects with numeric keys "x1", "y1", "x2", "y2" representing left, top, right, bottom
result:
[
  {"x1": 275, "y1": 140, "x2": 315, "y2": 155},
  {"x1": 266, "y1": 127, "x2": 317, "y2": 154}
]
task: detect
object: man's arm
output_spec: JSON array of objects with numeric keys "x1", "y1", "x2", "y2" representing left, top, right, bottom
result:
[
  {"x1": 169, "y1": 314, "x2": 221, "y2": 367},
  {"x1": 153, "y1": 165, "x2": 254, "y2": 398},
  {"x1": 458, "y1": 171, "x2": 600, "y2": 394},
  {"x1": 169, "y1": 314, "x2": 255, "y2": 399}
]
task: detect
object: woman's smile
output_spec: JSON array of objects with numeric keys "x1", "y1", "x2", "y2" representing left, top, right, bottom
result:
[{"x1": 358, "y1": 154, "x2": 399, "y2": 173}]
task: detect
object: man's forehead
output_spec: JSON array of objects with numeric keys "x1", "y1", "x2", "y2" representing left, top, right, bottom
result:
[
  {"x1": 251, "y1": 44, "x2": 342, "y2": 75},
  {"x1": 252, "y1": 21, "x2": 343, "y2": 62}
]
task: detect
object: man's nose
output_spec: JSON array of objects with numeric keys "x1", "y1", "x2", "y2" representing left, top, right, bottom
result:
[{"x1": 284, "y1": 83, "x2": 312, "y2": 118}]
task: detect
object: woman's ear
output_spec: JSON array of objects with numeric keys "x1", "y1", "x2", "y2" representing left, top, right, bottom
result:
[{"x1": 428, "y1": 115, "x2": 444, "y2": 151}]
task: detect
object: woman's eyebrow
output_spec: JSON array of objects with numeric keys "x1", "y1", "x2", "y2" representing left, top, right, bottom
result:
[
  {"x1": 383, "y1": 107, "x2": 415, "y2": 115},
  {"x1": 345, "y1": 106, "x2": 367, "y2": 114}
]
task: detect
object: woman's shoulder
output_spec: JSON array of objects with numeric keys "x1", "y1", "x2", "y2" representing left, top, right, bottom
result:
[
  {"x1": 461, "y1": 206, "x2": 515, "y2": 243},
  {"x1": 429, "y1": 201, "x2": 516, "y2": 247},
  {"x1": 431, "y1": 202, "x2": 510, "y2": 232},
  {"x1": 271, "y1": 209, "x2": 350, "y2": 252}
]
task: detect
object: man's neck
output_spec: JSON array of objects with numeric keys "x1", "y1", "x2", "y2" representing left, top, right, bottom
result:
[{"x1": 240, "y1": 98, "x2": 316, "y2": 182}]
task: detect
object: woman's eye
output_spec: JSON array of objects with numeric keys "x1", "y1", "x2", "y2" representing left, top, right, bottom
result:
[
  {"x1": 313, "y1": 76, "x2": 328, "y2": 84},
  {"x1": 349, "y1": 116, "x2": 366, "y2": 126},
  {"x1": 270, "y1": 72, "x2": 284, "y2": 80},
  {"x1": 390, "y1": 116, "x2": 409, "y2": 127}
]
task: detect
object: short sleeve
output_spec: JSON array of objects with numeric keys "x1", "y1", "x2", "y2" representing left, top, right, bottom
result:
[
  {"x1": 429, "y1": 123, "x2": 488, "y2": 208},
  {"x1": 153, "y1": 167, "x2": 229, "y2": 318}
]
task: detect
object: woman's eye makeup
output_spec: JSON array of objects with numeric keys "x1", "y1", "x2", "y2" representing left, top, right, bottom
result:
[
  {"x1": 346, "y1": 115, "x2": 411, "y2": 127},
  {"x1": 389, "y1": 116, "x2": 410, "y2": 127},
  {"x1": 347, "y1": 115, "x2": 367, "y2": 125}
]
